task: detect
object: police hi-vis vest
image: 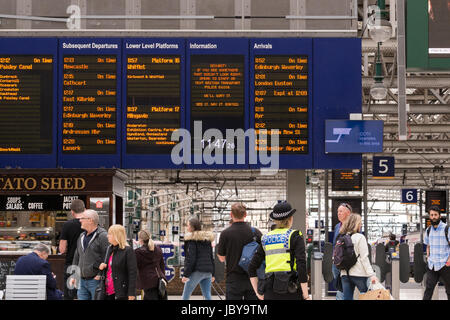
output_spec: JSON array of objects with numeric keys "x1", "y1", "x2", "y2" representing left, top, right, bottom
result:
[{"x1": 262, "y1": 228, "x2": 301, "y2": 274}]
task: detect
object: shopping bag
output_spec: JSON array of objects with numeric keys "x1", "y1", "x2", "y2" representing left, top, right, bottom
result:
[{"x1": 358, "y1": 281, "x2": 392, "y2": 300}]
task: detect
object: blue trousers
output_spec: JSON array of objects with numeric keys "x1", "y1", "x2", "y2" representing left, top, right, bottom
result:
[
  {"x1": 182, "y1": 271, "x2": 212, "y2": 300},
  {"x1": 77, "y1": 278, "x2": 100, "y2": 300},
  {"x1": 341, "y1": 275, "x2": 369, "y2": 300},
  {"x1": 332, "y1": 264, "x2": 344, "y2": 300}
]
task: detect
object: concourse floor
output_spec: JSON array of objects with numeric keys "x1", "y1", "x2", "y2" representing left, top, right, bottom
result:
[{"x1": 165, "y1": 279, "x2": 448, "y2": 300}]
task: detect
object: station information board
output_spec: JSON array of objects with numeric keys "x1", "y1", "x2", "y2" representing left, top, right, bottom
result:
[
  {"x1": 331, "y1": 169, "x2": 362, "y2": 191},
  {"x1": 190, "y1": 54, "x2": 245, "y2": 144},
  {"x1": 126, "y1": 55, "x2": 181, "y2": 154},
  {"x1": 62, "y1": 55, "x2": 117, "y2": 154},
  {"x1": 0, "y1": 37, "x2": 363, "y2": 170},
  {"x1": 0, "y1": 55, "x2": 53, "y2": 154},
  {"x1": 253, "y1": 55, "x2": 309, "y2": 154},
  {"x1": 186, "y1": 38, "x2": 249, "y2": 168}
]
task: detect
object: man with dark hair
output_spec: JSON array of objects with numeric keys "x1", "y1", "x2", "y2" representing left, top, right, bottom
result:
[
  {"x1": 59, "y1": 198, "x2": 85, "y2": 300},
  {"x1": 14, "y1": 243, "x2": 63, "y2": 300},
  {"x1": 217, "y1": 203, "x2": 262, "y2": 300},
  {"x1": 423, "y1": 205, "x2": 450, "y2": 300}
]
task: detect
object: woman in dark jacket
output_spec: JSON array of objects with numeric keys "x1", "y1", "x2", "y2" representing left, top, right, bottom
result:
[
  {"x1": 135, "y1": 229, "x2": 167, "y2": 300},
  {"x1": 99, "y1": 224, "x2": 137, "y2": 300},
  {"x1": 181, "y1": 217, "x2": 215, "y2": 300}
]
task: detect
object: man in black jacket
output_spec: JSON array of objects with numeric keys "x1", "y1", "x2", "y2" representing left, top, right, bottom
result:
[
  {"x1": 217, "y1": 203, "x2": 262, "y2": 300},
  {"x1": 59, "y1": 198, "x2": 85, "y2": 300}
]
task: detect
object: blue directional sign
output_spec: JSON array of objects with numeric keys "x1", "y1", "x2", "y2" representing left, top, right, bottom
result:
[
  {"x1": 402, "y1": 189, "x2": 418, "y2": 204},
  {"x1": 159, "y1": 244, "x2": 175, "y2": 282},
  {"x1": 325, "y1": 120, "x2": 383, "y2": 153},
  {"x1": 373, "y1": 156, "x2": 395, "y2": 178}
]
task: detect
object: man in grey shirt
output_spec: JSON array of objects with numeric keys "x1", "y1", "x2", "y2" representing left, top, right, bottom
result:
[{"x1": 71, "y1": 209, "x2": 109, "y2": 300}]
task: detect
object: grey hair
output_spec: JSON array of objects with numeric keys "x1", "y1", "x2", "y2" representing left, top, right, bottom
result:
[
  {"x1": 34, "y1": 243, "x2": 50, "y2": 254},
  {"x1": 84, "y1": 209, "x2": 99, "y2": 225}
]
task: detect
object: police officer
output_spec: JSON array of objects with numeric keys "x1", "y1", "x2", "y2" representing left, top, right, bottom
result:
[{"x1": 248, "y1": 201, "x2": 310, "y2": 300}]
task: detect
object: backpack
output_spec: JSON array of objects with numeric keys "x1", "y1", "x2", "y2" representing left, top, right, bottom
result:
[
  {"x1": 426, "y1": 225, "x2": 450, "y2": 245},
  {"x1": 333, "y1": 233, "x2": 359, "y2": 273},
  {"x1": 239, "y1": 227, "x2": 265, "y2": 279}
]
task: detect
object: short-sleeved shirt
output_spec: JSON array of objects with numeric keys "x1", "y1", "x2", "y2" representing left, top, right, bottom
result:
[
  {"x1": 217, "y1": 222, "x2": 262, "y2": 282},
  {"x1": 424, "y1": 221, "x2": 450, "y2": 271},
  {"x1": 60, "y1": 218, "x2": 82, "y2": 265}
]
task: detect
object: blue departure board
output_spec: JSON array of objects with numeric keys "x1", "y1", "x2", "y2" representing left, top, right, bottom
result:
[
  {"x1": 0, "y1": 38, "x2": 57, "y2": 169},
  {"x1": 122, "y1": 38, "x2": 185, "y2": 169},
  {"x1": 58, "y1": 38, "x2": 122, "y2": 168}
]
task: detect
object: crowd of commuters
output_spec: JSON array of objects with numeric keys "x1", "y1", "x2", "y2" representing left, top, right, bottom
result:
[{"x1": 9, "y1": 198, "x2": 450, "y2": 300}]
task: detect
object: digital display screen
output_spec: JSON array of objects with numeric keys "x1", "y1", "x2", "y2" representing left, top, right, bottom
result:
[
  {"x1": 126, "y1": 55, "x2": 181, "y2": 154},
  {"x1": 425, "y1": 190, "x2": 448, "y2": 213},
  {"x1": 190, "y1": 55, "x2": 245, "y2": 152},
  {"x1": 428, "y1": 0, "x2": 450, "y2": 58},
  {"x1": 331, "y1": 169, "x2": 362, "y2": 191},
  {"x1": 0, "y1": 55, "x2": 53, "y2": 154},
  {"x1": 253, "y1": 55, "x2": 308, "y2": 154},
  {"x1": 62, "y1": 55, "x2": 117, "y2": 154}
]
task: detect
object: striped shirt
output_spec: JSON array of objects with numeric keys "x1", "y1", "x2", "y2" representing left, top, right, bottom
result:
[{"x1": 424, "y1": 221, "x2": 450, "y2": 271}]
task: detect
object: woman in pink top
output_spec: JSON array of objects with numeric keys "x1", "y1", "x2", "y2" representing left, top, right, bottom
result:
[{"x1": 99, "y1": 225, "x2": 137, "y2": 300}]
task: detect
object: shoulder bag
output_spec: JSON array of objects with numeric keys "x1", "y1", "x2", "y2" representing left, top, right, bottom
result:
[
  {"x1": 94, "y1": 246, "x2": 111, "y2": 300},
  {"x1": 155, "y1": 266, "x2": 168, "y2": 299}
]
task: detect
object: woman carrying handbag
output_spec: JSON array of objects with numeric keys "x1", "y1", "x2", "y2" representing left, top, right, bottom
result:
[
  {"x1": 135, "y1": 230, "x2": 168, "y2": 300},
  {"x1": 99, "y1": 224, "x2": 138, "y2": 300}
]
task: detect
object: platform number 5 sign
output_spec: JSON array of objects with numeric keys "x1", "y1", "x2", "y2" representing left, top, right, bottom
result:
[
  {"x1": 401, "y1": 189, "x2": 417, "y2": 204},
  {"x1": 372, "y1": 156, "x2": 395, "y2": 178}
]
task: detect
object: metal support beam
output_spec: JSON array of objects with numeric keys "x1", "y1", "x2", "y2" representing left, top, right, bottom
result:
[{"x1": 396, "y1": 0, "x2": 407, "y2": 140}]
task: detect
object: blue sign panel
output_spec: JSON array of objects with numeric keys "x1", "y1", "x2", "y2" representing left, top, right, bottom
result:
[
  {"x1": 373, "y1": 156, "x2": 395, "y2": 178},
  {"x1": 58, "y1": 38, "x2": 122, "y2": 168},
  {"x1": 313, "y1": 38, "x2": 362, "y2": 169},
  {"x1": 122, "y1": 38, "x2": 185, "y2": 169},
  {"x1": 402, "y1": 189, "x2": 418, "y2": 204},
  {"x1": 0, "y1": 38, "x2": 58, "y2": 169},
  {"x1": 325, "y1": 120, "x2": 383, "y2": 154},
  {"x1": 186, "y1": 38, "x2": 249, "y2": 169},
  {"x1": 159, "y1": 244, "x2": 175, "y2": 282},
  {"x1": 249, "y1": 38, "x2": 313, "y2": 169}
]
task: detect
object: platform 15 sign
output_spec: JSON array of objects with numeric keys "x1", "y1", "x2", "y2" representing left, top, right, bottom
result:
[
  {"x1": 402, "y1": 189, "x2": 418, "y2": 204},
  {"x1": 372, "y1": 156, "x2": 395, "y2": 178}
]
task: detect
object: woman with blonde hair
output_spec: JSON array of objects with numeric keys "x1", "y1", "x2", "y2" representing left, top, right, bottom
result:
[
  {"x1": 99, "y1": 224, "x2": 137, "y2": 300},
  {"x1": 338, "y1": 214, "x2": 378, "y2": 300},
  {"x1": 135, "y1": 229, "x2": 167, "y2": 300}
]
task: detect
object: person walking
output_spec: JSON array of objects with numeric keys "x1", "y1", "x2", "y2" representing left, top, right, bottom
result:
[
  {"x1": 423, "y1": 205, "x2": 450, "y2": 300},
  {"x1": 98, "y1": 224, "x2": 137, "y2": 300},
  {"x1": 59, "y1": 198, "x2": 85, "y2": 300},
  {"x1": 181, "y1": 217, "x2": 215, "y2": 300},
  {"x1": 135, "y1": 230, "x2": 167, "y2": 300},
  {"x1": 332, "y1": 203, "x2": 352, "y2": 300},
  {"x1": 337, "y1": 214, "x2": 378, "y2": 300},
  {"x1": 71, "y1": 209, "x2": 109, "y2": 300},
  {"x1": 14, "y1": 243, "x2": 63, "y2": 300},
  {"x1": 217, "y1": 203, "x2": 262, "y2": 300},
  {"x1": 248, "y1": 201, "x2": 309, "y2": 300}
]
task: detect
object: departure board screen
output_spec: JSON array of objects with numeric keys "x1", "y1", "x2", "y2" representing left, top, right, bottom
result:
[
  {"x1": 126, "y1": 55, "x2": 181, "y2": 154},
  {"x1": 190, "y1": 55, "x2": 245, "y2": 152},
  {"x1": 62, "y1": 55, "x2": 117, "y2": 154},
  {"x1": 331, "y1": 169, "x2": 362, "y2": 191},
  {"x1": 253, "y1": 55, "x2": 308, "y2": 154},
  {"x1": 0, "y1": 55, "x2": 53, "y2": 153}
]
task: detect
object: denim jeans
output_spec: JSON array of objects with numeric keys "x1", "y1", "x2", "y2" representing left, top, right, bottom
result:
[
  {"x1": 341, "y1": 275, "x2": 369, "y2": 300},
  {"x1": 77, "y1": 278, "x2": 100, "y2": 300},
  {"x1": 182, "y1": 271, "x2": 212, "y2": 300},
  {"x1": 332, "y1": 264, "x2": 344, "y2": 300}
]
